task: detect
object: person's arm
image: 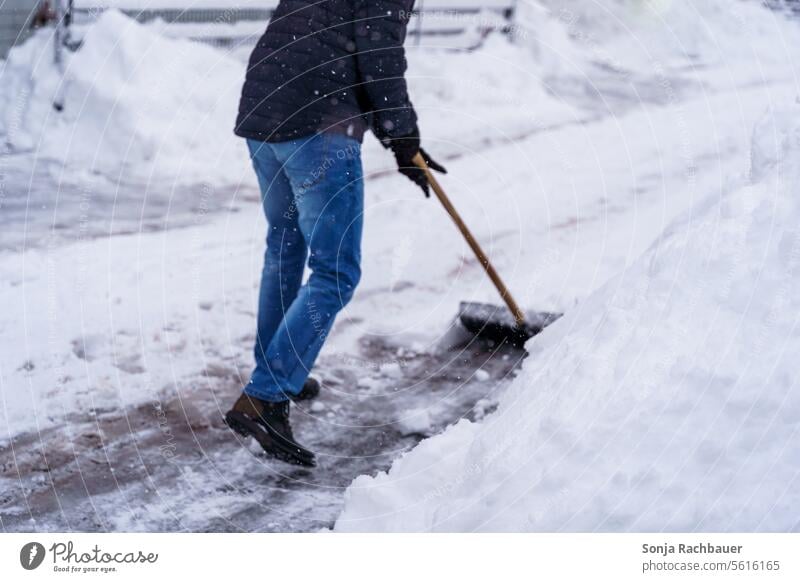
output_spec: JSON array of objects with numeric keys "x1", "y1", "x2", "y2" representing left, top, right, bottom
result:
[
  {"x1": 354, "y1": 0, "x2": 417, "y2": 142},
  {"x1": 354, "y1": 0, "x2": 446, "y2": 196}
]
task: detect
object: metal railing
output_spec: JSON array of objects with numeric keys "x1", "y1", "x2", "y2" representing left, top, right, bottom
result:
[{"x1": 3, "y1": 1, "x2": 517, "y2": 59}]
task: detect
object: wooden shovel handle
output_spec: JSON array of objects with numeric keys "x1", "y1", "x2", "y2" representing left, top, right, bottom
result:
[{"x1": 412, "y1": 152, "x2": 527, "y2": 327}]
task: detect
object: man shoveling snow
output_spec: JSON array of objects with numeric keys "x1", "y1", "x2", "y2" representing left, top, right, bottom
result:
[{"x1": 224, "y1": 0, "x2": 446, "y2": 466}]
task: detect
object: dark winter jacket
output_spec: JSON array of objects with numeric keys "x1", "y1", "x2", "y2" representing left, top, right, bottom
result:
[{"x1": 235, "y1": 0, "x2": 418, "y2": 144}]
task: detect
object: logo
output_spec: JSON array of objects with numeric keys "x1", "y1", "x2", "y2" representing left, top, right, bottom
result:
[{"x1": 20, "y1": 542, "x2": 46, "y2": 570}]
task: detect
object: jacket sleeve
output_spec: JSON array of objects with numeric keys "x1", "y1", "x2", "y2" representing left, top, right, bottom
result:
[{"x1": 354, "y1": 0, "x2": 418, "y2": 144}]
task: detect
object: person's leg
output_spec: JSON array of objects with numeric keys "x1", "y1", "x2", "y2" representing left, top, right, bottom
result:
[
  {"x1": 245, "y1": 139, "x2": 308, "y2": 402},
  {"x1": 253, "y1": 132, "x2": 364, "y2": 400}
]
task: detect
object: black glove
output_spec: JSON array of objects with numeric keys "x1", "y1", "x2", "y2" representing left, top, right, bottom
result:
[{"x1": 387, "y1": 131, "x2": 447, "y2": 197}]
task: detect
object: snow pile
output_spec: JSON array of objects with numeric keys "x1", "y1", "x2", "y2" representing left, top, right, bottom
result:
[
  {"x1": 0, "y1": 10, "x2": 247, "y2": 182},
  {"x1": 335, "y1": 104, "x2": 800, "y2": 532},
  {"x1": 524, "y1": 0, "x2": 799, "y2": 75},
  {"x1": 406, "y1": 34, "x2": 575, "y2": 147}
]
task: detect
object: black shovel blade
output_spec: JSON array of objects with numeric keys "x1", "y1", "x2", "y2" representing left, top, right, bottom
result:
[{"x1": 458, "y1": 301, "x2": 562, "y2": 347}]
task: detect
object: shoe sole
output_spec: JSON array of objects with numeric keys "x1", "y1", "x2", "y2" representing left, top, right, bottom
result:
[{"x1": 224, "y1": 411, "x2": 316, "y2": 467}]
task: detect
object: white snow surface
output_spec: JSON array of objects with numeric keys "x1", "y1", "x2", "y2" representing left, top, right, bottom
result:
[
  {"x1": 330, "y1": 0, "x2": 800, "y2": 533},
  {"x1": 334, "y1": 106, "x2": 800, "y2": 532},
  {"x1": 0, "y1": 9, "x2": 581, "y2": 438},
  {"x1": 1, "y1": 0, "x2": 800, "y2": 532},
  {"x1": 0, "y1": 9, "x2": 574, "y2": 185},
  {"x1": 72, "y1": 0, "x2": 509, "y2": 11}
]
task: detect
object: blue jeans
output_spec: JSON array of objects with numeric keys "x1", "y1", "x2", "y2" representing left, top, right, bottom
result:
[{"x1": 244, "y1": 133, "x2": 363, "y2": 402}]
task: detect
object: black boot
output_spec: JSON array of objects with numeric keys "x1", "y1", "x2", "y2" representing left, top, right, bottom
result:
[
  {"x1": 290, "y1": 376, "x2": 320, "y2": 402},
  {"x1": 225, "y1": 394, "x2": 315, "y2": 467}
]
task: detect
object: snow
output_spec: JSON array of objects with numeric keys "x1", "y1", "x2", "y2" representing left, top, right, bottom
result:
[
  {"x1": 534, "y1": 0, "x2": 796, "y2": 71},
  {"x1": 396, "y1": 408, "x2": 434, "y2": 437},
  {"x1": 73, "y1": 0, "x2": 511, "y2": 11},
  {"x1": 330, "y1": 1, "x2": 800, "y2": 532},
  {"x1": 1, "y1": 10, "x2": 575, "y2": 188},
  {"x1": 0, "y1": 10, "x2": 248, "y2": 184}
]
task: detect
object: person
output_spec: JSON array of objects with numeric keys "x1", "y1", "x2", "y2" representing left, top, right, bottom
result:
[{"x1": 225, "y1": 0, "x2": 446, "y2": 466}]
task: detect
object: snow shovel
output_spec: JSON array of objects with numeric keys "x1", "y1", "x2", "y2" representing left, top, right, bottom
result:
[{"x1": 412, "y1": 153, "x2": 561, "y2": 346}]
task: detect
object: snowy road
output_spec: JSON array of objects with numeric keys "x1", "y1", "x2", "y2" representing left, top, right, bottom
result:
[{"x1": 0, "y1": 153, "x2": 262, "y2": 254}]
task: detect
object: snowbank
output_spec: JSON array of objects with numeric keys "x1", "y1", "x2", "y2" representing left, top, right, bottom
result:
[
  {"x1": 0, "y1": 10, "x2": 248, "y2": 183},
  {"x1": 3, "y1": 1, "x2": 797, "y2": 186},
  {"x1": 335, "y1": 104, "x2": 800, "y2": 532},
  {"x1": 0, "y1": 10, "x2": 576, "y2": 185}
]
